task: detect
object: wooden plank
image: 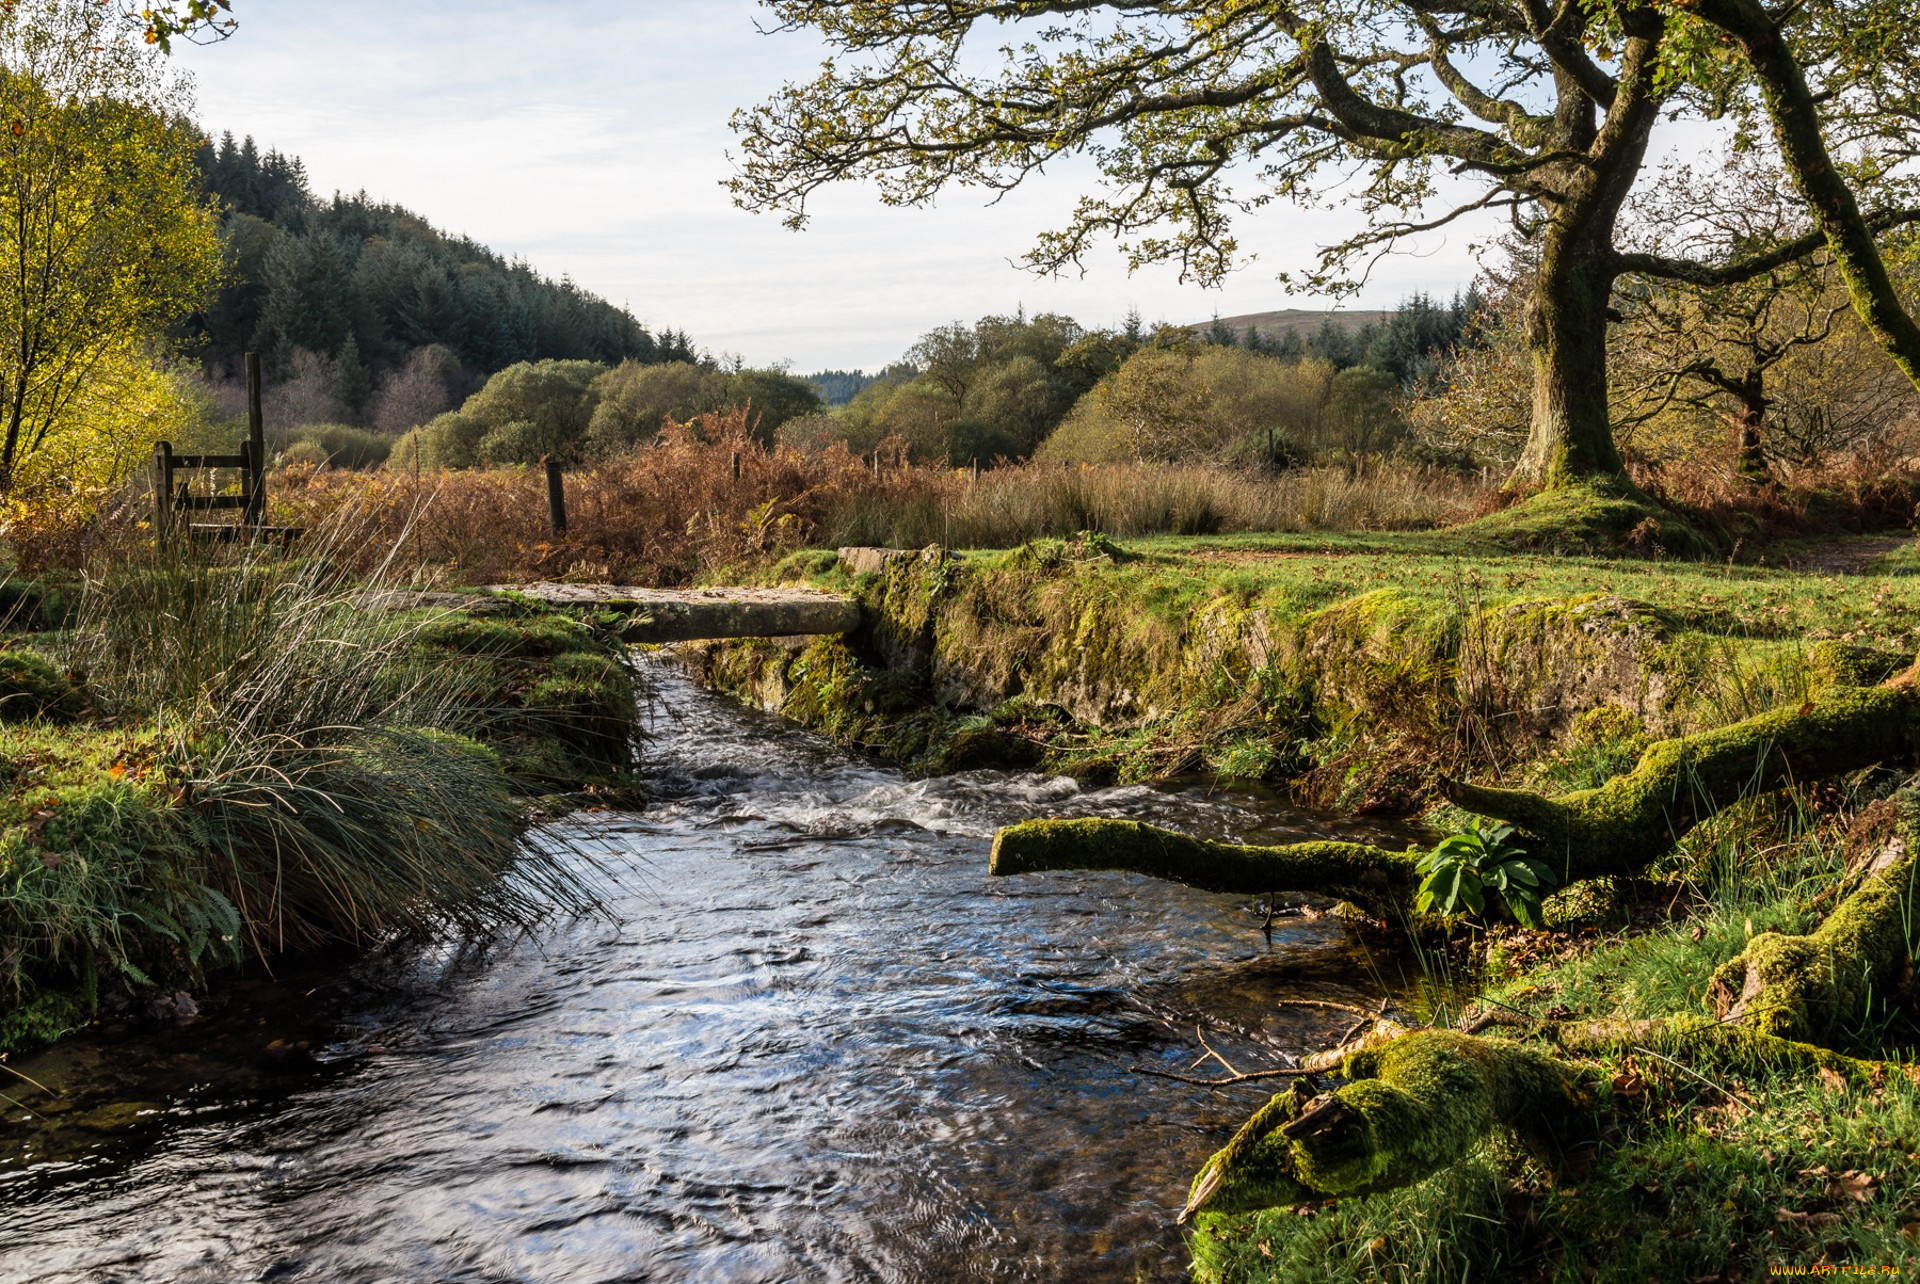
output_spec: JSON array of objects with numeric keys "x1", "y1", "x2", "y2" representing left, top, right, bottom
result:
[
  {"x1": 173, "y1": 453, "x2": 249, "y2": 469},
  {"x1": 180, "y1": 494, "x2": 249, "y2": 510},
  {"x1": 484, "y1": 583, "x2": 862, "y2": 643}
]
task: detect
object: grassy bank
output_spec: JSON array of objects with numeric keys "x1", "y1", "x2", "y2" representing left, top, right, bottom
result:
[
  {"x1": 1189, "y1": 786, "x2": 1920, "y2": 1282},
  {"x1": 0, "y1": 544, "x2": 639, "y2": 1055},
  {"x1": 688, "y1": 514, "x2": 1916, "y2": 810}
]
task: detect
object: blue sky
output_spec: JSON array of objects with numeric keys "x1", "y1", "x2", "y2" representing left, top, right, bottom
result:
[{"x1": 176, "y1": 0, "x2": 1498, "y2": 372}]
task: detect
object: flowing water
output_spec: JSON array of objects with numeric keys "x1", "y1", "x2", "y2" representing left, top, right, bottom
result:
[{"x1": 0, "y1": 662, "x2": 1424, "y2": 1284}]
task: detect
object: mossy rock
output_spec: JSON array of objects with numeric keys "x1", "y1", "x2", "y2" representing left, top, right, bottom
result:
[{"x1": 0, "y1": 649, "x2": 84, "y2": 724}]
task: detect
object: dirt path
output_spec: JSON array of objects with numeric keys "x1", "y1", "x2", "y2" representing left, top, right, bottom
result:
[{"x1": 1789, "y1": 534, "x2": 1914, "y2": 575}]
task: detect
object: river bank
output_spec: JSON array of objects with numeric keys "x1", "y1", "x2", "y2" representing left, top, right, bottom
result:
[
  {"x1": 0, "y1": 549, "x2": 639, "y2": 1057},
  {"x1": 689, "y1": 528, "x2": 1918, "y2": 809},
  {"x1": 680, "y1": 529, "x2": 1920, "y2": 1280}
]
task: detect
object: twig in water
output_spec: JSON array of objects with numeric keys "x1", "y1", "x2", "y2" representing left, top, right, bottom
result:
[
  {"x1": 0, "y1": 1060, "x2": 56, "y2": 1097},
  {"x1": 1274, "y1": 999, "x2": 1386, "y2": 1021},
  {"x1": 1195, "y1": 1025, "x2": 1243, "y2": 1078},
  {"x1": 1132, "y1": 1064, "x2": 1318, "y2": 1087}
]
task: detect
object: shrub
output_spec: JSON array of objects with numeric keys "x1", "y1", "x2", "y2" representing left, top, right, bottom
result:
[{"x1": 287, "y1": 423, "x2": 393, "y2": 469}]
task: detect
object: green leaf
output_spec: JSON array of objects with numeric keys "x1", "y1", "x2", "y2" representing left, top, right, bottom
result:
[
  {"x1": 1519, "y1": 859, "x2": 1559, "y2": 889},
  {"x1": 1458, "y1": 874, "x2": 1485, "y2": 916},
  {"x1": 1500, "y1": 860, "x2": 1539, "y2": 887},
  {"x1": 1508, "y1": 894, "x2": 1545, "y2": 930}
]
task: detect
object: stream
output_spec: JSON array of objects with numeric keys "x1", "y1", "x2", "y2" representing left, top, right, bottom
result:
[{"x1": 0, "y1": 661, "x2": 1423, "y2": 1284}]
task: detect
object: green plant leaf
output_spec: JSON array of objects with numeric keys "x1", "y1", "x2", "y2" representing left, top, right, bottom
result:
[
  {"x1": 1499, "y1": 859, "x2": 1539, "y2": 887},
  {"x1": 1457, "y1": 876, "x2": 1485, "y2": 916}
]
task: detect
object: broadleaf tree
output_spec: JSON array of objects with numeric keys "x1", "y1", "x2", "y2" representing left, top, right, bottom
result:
[
  {"x1": 0, "y1": 0, "x2": 221, "y2": 495},
  {"x1": 728, "y1": 0, "x2": 1920, "y2": 490}
]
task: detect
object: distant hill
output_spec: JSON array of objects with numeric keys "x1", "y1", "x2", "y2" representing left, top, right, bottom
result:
[
  {"x1": 191, "y1": 131, "x2": 693, "y2": 384},
  {"x1": 1184, "y1": 308, "x2": 1394, "y2": 340}
]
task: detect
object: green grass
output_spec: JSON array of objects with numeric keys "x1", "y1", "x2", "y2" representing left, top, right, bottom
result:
[
  {"x1": 961, "y1": 530, "x2": 1920, "y2": 650},
  {"x1": 1191, "y1": 1069, "x2": 1920, "y2": 1283}
]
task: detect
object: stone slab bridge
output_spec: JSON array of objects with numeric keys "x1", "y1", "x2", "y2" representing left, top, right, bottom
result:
[{"x1": 374, "y1": 581, "x2": 861, "y2": 644}]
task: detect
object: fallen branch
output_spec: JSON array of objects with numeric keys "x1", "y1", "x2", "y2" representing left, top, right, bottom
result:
[
  {"x1": 989, "y1": 818, "x2": 1418, "y2": 919},
  {"x1": 1134, "y1": 1064, "x2": 1317, "y2": 1088}
]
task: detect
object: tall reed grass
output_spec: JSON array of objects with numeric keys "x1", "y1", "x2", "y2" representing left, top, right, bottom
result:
[{"x1": 248, "y1": 409, "x2": 1484, "y2": 586}]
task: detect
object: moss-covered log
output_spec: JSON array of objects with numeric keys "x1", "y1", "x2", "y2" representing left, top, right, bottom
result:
[
  {"x1": 1441, "y1": 684, "x2": 1920, "y2": 878},
  {"x1": 1180, "y1": 1030, "x2": 1599, "y2": 1218},
  {"x1": 989, "y1": 818, "x2": 1418, "y2": 920},
  {"x1": 1549, "y1": 1014, "x2": 1896, "y2": 1083}
]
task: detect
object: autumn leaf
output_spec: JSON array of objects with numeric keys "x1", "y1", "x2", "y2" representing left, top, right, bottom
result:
[
  {"x1": 1816, "y1": 1066, "x2": 1848, "y2": 1093},
  {"x1": 1831, "y1": 1170, "x2": 1877, "y2": 1203}
]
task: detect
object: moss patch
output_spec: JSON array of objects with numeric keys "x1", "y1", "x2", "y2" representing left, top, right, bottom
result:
[{"x1": 403, "y1": 605, "x2": 640, "y2": 791}]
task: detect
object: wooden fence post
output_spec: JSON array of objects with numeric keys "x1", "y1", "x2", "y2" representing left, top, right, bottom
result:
[
  {"x1": 153, "y1": 440, "x2": 175, "y2": 541},
  {"x1": 245, "y1": 352, "x2": 266, "y2": 528},
  {"x1": 545, "y1": 458, "x2": 568, "y2": 535}
]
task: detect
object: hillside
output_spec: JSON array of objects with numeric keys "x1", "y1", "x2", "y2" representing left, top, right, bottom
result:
[
  {"x1": 1184, "y1": 307, "x2": 1394, "y2": 339},
  {"x1": 189, "y1": 133, "x2": 694, "y2": 391}
]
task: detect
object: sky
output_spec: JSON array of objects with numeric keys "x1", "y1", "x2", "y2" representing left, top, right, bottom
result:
[{"x1": 175, "y1": 0, "x2": 1501, "y2": 373}]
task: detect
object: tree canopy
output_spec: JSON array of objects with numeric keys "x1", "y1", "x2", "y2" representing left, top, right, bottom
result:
[
  {"x1": 732, "y1": 0, "x2": 1920, "y2": 490},
  {"x1": 0, "y1": 0, "x2": 221, "y2": 494}
]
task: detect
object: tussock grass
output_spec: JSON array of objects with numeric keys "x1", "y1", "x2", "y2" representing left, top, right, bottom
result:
[{"x1": 0, "y1": 512, "x2": 629, "y2": 1046}]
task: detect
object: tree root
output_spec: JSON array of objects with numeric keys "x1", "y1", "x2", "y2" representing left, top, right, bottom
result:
[
  {"x1": 1548, "y1": 1015, "x2": 1897, "y2": 1083},
  {"x1": 1179, "y1": 1030, "x2": 1599, "y2": 1219},
  {"x1": 1440, "y1": 684, "x2": 1920, "y2": 879},
  {"x1": 990, "y1": 686, "x2": 1920, "y2": 937},
  {"x1": 988, "y1": 818, "x2": 1418, "y2": 920},
  {"x1": 1704, "y1": 842, "x2": 1917, "y2": 1046}
]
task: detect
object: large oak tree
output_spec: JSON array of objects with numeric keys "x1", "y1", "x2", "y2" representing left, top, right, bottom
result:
[{"x1": 728, "y1": 0, "x2": 1920, "y2": 489}]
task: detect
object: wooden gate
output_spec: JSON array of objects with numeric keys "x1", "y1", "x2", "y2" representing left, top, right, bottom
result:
[{"x1": 153, "y1": 352, "x2": 271, "y2": 542}]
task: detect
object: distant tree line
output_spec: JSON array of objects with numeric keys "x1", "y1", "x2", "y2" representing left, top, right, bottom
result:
[
  {"x1": 805, "y1": 368, "x2": 892, "y2": 406},
  {"x1": 778, "y1": 296, "x2": 1481, "y2": 469},
  {"x1": 1212, "y1": 291, "x2": 1483, "y2": 384}
]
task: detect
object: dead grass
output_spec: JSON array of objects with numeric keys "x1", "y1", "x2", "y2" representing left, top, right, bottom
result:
[
  {"x1": 1631, "y1": 449, "x2": 1920, "y2": 548},
  {"x1": 258, "y1": 410, "x2": 1485, "y2": 585}
]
